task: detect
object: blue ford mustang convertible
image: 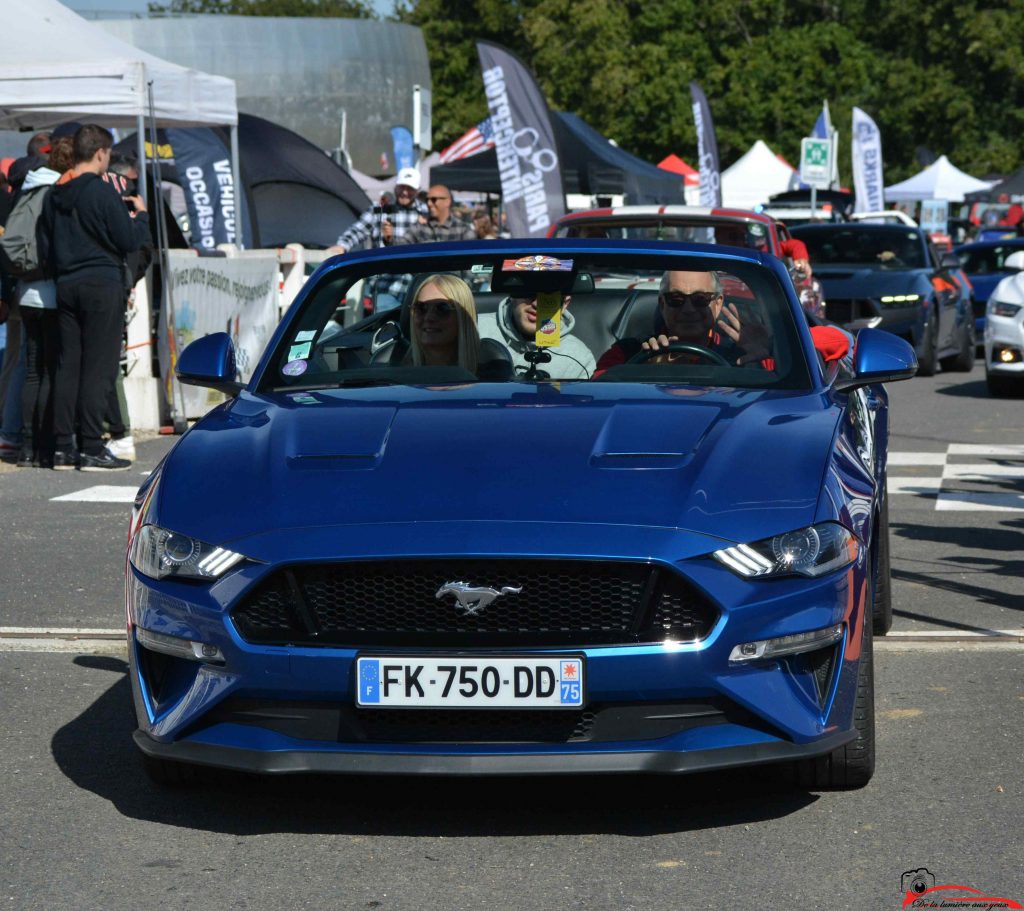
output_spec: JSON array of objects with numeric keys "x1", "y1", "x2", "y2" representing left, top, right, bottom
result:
[{"x1": 126, "y1": 240, "x2": 916, "y2": 789}]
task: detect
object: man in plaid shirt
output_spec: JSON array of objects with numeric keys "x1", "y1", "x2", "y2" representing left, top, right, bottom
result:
[
  {"x1": 397, "y1": 185, "x2": 474, "y2": 245},
  {"x1": 331, "y1": 167, "x2": 427, "y2": 310}
]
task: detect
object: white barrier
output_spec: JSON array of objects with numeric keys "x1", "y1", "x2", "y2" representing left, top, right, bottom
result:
[{"x1": 125, "y1": 244, "x2": 338, "y2": 431}]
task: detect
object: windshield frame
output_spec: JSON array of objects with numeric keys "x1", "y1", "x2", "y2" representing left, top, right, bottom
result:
[{"x1": 250, "y1": 239, "x2": 817, "y2": 394}]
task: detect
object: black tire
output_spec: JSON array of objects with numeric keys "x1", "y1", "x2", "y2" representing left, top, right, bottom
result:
[
  {"x1": 916, "y1": 322, "x2": 938, "y2": 377},
  {"x1": 872, "y1": 493, "x2": 893, "y2": 635},
  {"x1": 140, "y1": 750, "x2": 210, "y2": 787},
  {"x1": 793, "y1": 607, "x2": 876, "y2": 790},
  {"x1": 940, "y1": 322, "x2": 975, "y2": 373}
]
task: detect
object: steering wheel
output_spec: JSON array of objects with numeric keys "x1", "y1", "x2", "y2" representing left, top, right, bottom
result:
[{"x1": 626, "y1": 343, "x2": 730, "y2": 367}]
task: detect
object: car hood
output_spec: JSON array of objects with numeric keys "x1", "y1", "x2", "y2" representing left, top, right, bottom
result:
[
  {"x1": 992, "y1": 272, "x2": 1024, "y2": 306},
  {"x1": 814, "y1": 266, "x2": 926, "y2": 297},
  {"x1": 153, "y1": 384, "x2": 840, "y2": 558}
]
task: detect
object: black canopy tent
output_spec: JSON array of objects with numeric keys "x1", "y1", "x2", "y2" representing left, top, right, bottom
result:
[
  {"x1": 118, "y1": 113, "x2": 370, "y2": 249},
  {"x1": 965, "y1": 166, "x2": 1024, "y2": 203},
  {"x1": 431, "y1": 111, "x2": 684, "y2": 205}
]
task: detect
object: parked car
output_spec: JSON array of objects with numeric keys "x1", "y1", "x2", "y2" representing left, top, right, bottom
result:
[
  {"x1": 851, "y1": 211, "x2": 918, "y2": 228},
  {"x1": 792, "y1": 223, "x2": 975, "y2": 376},
  {"x1": 955, "y1": 237, "x2": 1024, "y2": 342},
  {"x1": 983, "y1": 250, "x2": 1024, "y2": 396},
  {"x1": 126, "y1": 239, "x2": 916, "y2": 789}
]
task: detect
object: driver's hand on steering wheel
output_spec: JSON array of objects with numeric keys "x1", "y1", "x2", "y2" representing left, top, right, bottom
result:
[
  {"x1": 641, "y1": 334, "x2": 681, "y2": 363},
  {"x1": 716, "y1": 303, "x2": 772, "y2": 366}
]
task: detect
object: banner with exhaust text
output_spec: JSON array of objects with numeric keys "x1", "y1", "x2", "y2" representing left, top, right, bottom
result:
[
  {"x1": 852, "y1": 107, "x2": 885, "y2": 213},
  {"x1": 689, "y1": 82, "x2": 722, "y2": 207},
  {"x1": 166, "y1": 127, "x2": 252, "y2": 251},
  {"x1": 158, "y1": 252, "x2": 278, "y2": 419},
  {"x1": 477, "y1": 41, "x2": 566, "y2": 237}
]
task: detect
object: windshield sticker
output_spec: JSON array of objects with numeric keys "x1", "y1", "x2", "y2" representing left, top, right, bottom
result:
[
  {"x1": 294, "y1": 330, "x2": 316, "y2": 342},
  {"x1": 282, "y1": 359, "x2": 308, "y2": 377},
  {"x1": 535, "y1": 291, "x2": 563, "y2": 347},
  {"x1": 502, "y1": 255, "x2": 574, "y2": 272},
  {"x1": 288, "y1": 342, "x2": 312, "y2": 361},
  {"x1": 289, "y1": 393, "x2": 319, "y2": 404}
]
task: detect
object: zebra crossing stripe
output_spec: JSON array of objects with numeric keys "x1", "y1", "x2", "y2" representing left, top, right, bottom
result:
[
  {"x1": 888, "y1": 448, "x2": 1024, "y2": 512},
  {"x1": 50, "y1": 486, "x2": 137, "y2": 503}
]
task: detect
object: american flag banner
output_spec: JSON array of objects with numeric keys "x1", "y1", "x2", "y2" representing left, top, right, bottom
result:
[{"x1": 438, "y1": 118, "x2": 495, "y2": 164}]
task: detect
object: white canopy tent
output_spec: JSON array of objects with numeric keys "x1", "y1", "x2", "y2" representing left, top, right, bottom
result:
[
  {"x1": 884, "y1": 155, "x2": 995, "y2": 203},
  {"x1": 721, "y1": 140, "x2": 799, "y2": 209},
  {"x1": 0, "y1": 0, "x2": 236, "y2": 131}
]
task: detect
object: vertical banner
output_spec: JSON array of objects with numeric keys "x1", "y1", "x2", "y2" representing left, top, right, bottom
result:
[
  {"x1": 689, "y1": 82, "x2": 722, "y2": 207},
  {"x1": 158, "y1": 252, "x2": 278, "y2": 419},
  {"x1": 476, "y1": 41, "x2": 566, "y2": 237},
  {"x1": 390, "y1": 126, "x2": 415, "y2": 171},
  {"x1": 166, "y1": 127, "x2": 252, "y2": 251},
  {"x1": 852, "y1": 107, "x2": 885, "y2": 214}
]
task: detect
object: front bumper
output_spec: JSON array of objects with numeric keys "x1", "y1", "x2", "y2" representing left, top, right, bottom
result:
[
  {"x1": 133, "y1": 727, "x2": 856, "y2": 776},
  {"x1": 126, "y1": 546, "x2": 870, "y2": 776}
]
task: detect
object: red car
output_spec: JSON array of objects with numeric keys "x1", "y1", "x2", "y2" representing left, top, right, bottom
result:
[{"x1": 549, "y1": 206, "x2": 825, "y2": 318}]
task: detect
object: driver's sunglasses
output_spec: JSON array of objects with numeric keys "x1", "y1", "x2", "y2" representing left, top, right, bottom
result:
[
  {"x1": 413, "y1": 298, "x2": 458, "y2": 318},
  {"x1": 426, "y1": 195, "x2": 450, "y2": 204},
  {"x1": 660, "y1": 291, "x2": 719, "y2": 310}
]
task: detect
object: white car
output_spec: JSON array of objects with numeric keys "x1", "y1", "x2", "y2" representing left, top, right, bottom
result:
[
  {"x1": 984, "y1": 250, "x2": 1024, "y2": 396},
  {"x1": 851, "y1": 211, "x2": 919, "y2": 227}
]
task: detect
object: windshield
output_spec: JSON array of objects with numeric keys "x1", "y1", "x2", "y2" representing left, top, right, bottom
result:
[
  {"x1": 258, "y1": 250, "x2": 810, "y2": 393},
  {"x1": 958, "y1": 244, "x2": 1024, "y2": 274},
  {"x1": 792, "y1": 226, "x2": 927, "y2": 270},
  {"x1": 555, "y1": 218, "x2": 774, "y2": 252}
]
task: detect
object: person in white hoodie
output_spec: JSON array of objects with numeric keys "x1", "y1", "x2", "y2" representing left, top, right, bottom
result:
[
  {"x1": 478, "y1": 294, "x2": 596, "y2": 380},
  {"x1": 13, "y1": 160, "x2": 63, "y2": 466}
]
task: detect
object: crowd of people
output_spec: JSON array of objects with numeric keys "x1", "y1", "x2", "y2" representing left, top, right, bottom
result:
[{"x1": 0, "y1": 123, "x2": 150, "y2": 470}]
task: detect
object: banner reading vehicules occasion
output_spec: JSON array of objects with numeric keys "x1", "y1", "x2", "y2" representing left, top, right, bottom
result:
[
  {"x1": 689, "y1": 82, "x2": 722, "y2": 207},
  {"x1": 166, "y1": 127, "x2": 252, "y2": 251},
  {"x1": 477, "y1": 41, "x2": 566, "y2": 237},
  {"x1": 158, "y1": 252, "x2": 278, "y2": 419},
  {"x1": 852, "y1": 107, "x2": 885, "y2": 214}
]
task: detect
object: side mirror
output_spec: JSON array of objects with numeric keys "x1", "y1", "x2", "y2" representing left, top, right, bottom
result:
[
  {"x1": 833, "y1": 328, "x2": 917, "y2": 392},
  {"x1": 176, "y1": 332, "x2": 244, "y2": 396},
  {"x1": 1005, "y1": 251, "x2": 1024, "y2": 272},
  {"x1": 939, "y1": 252, "x2": 961, "y2": 271}
]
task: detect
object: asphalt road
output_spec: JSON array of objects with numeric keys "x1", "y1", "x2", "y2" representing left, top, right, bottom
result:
[{"x1": 1, "y1": 363, "x2": 1021, "y2": 909}]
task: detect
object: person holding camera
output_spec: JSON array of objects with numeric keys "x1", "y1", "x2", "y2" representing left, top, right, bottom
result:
[
  {"x1": 330, "y1": 167, "x2": 427, "y2": 254},
  {"x1": 397, "y1": 185, "x2": 474, "y2": 245},
  {"x1": 39, "y1": 124, "x2": 150, "y2": 471}
]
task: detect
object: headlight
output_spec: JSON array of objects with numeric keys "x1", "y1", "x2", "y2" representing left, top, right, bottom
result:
[
  {"x1": 130, "y1": 524, "x2": 244, "y2": 581},
  {"x1": 989, "y1": 300, "x2": 1022, "y2": 318},
  {"x1": 712, "y1": 522, "x2": 860, "y2": 578}
]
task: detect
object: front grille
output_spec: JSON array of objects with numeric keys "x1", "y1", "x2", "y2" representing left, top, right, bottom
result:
[
  {"x1": 231, "y1": 559, "x2": 717, "y2": 647},
  {"x1": 826, "y1": 298, "x2": 876, "y2": 325},
  {"x1": 196, "y1": 698, "x2": 742, "y2": 744}
]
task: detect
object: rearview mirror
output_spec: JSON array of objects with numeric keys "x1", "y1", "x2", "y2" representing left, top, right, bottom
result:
[
  {"x1": 176, "y1": 332, "x2": 244, "y2": 396},
  {"x1": 833, "y1": 328, "x2": 917, "y2": 392}
]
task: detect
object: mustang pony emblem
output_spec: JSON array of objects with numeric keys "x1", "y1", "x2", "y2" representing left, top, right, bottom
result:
[{"x1": 435, "y1": 582, "x2": 523, "y2": 616}]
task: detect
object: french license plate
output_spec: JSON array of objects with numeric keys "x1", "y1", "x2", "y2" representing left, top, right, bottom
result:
[{"x1": 356, "y1": 656, "x2": 585, "y2": 709}]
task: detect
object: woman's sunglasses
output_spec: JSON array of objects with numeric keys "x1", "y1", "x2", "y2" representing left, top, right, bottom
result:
[
  {"x1": 660, "y1": 291, "x2": 719, "y2": 310},
  {"x1": 413, "y1": 298, "x2": 458, "y2": 318}
]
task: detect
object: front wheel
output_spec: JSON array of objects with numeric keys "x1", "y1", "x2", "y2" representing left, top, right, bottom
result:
[
  {"x1": 872, "y1": 492, "x2": 893, "y2": 635},
  {"x1": 940, "y1": 321, "x2": 975, "y2": 373},
  {"x1": 916, "y1": 321, "x2": 938, "y2": 377},
  {"x1": 793, "y1": 609, "x2": 875, "y2": 790}
]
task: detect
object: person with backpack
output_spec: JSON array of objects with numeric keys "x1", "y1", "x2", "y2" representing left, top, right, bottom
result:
[
  {"x1": 38, "y1": 124, "x2": 149, "y2": 471},
  {"x1": 4, "y1": 150, "x2": 67, "y2": 465}
]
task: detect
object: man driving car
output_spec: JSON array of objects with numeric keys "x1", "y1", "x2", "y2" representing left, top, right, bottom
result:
[{"x1": 594, "y1": 270, "x2": 773, "y2": 375}]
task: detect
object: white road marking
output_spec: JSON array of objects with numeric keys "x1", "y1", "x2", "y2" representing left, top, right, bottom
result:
[
  {"x1": 886, "y1": 477, "x2": 943, "y2": 495},
  {"x1": 936, "y1": 491, "x2": 1024, "y2": 512},
  {"x1": 942, "y1": 462, "x2": 1024, "y2": 479},
  {"x1": 50, "y1": 486, "x2": 137, "y2": 503},
  {"x1": 947, "y1": 444, "x2": 1024, "y2": 457},
  {"x1": 888, "y1": 452, "x2": 947, "y2": 466},
  {"x1": 0, "y1": 627, "x2": 124, "y2": 638}
]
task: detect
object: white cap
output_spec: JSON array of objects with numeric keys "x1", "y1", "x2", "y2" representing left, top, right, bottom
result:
[{"x1": 395, "y1": 166, "x2": 421, "y2": 191}]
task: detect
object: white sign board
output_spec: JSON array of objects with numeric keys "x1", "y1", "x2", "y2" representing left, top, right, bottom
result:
[{"x1": 800, "y1": 137, "x2": 832, "y2": 189}]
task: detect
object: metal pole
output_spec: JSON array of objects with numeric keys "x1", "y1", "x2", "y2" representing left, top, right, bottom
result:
[
  {"x1": 135, "y1": 114, "x2": 147, "y2": 205},
  {"x1": 810, "y1": 185, "x2": 817, "y2": 221},
  {"x1": 230, "y1": 124, "x2": 243, "y2": 249}
]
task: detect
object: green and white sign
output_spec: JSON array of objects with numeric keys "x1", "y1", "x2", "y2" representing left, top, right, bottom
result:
[{"x1": 800, "y1": 137, "x2": 833, "y2": 189}]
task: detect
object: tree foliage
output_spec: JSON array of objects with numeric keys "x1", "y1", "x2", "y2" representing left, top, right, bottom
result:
[
  {"x1": 398, "y1": 0, "x2": 1024, "y2": 181},
  {"x1": 149, "y1": 0, "x2": 375, "y2": 18}
]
